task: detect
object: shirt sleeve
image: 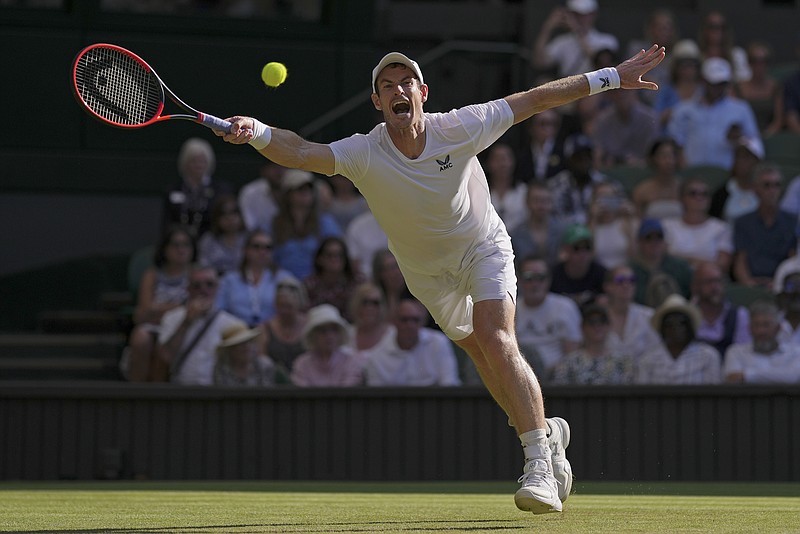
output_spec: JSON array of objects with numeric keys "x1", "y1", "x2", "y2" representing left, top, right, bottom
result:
[{"x1": 330, "y1": 133, "x2": 372, "y2": 184}]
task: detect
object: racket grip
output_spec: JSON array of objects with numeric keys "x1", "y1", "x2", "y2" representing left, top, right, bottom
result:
[{"x1": 196, "y1": 113, "x2": 232, "y2": 133}]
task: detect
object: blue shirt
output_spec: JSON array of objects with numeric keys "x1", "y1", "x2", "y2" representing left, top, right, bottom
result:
[
  {"x1": 273, "y1": 213, "x2": 342, "y2": 280},
  {"x1": 667, "y1": 95, "x2": 760, "y2": 168},
  {"x1": 733, "y1": 210, "x2": 797, "y2": 278},
  {"x1": 216, "y1": 268, "x2": 296, "y2": 326}
]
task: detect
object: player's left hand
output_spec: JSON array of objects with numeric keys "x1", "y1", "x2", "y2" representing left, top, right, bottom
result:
[
  {"x1": 216, "y1": 116, "x2": 255, "y2": 144},
  {"x1": 616, "y1": 44, "x2": 666, "y2": 91}
]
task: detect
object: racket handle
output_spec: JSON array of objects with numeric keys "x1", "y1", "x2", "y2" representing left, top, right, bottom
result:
[{"x1": 196, "y1": 113, "x2": 232, "y2": 133}]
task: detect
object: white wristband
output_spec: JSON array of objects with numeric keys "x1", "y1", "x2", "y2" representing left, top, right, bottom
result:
[
  {"x1": 584, "y1": 67, "x2": 620, "y2": 95},
  {"x1": 248, "y1": 119, "x2": 272, "y2": 150}
]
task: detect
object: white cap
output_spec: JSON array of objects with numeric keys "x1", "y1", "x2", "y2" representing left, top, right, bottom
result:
[
  {"x1": 737, "y1": 136, "x2": 765, "y2": 160},
  {"x1": 701, "y1": 57, "x2": 732, "y2": 84},
  {"x1": 566, "y1": 0, "x2": 598, "y2": 14},
  {"x1": 371, "y1": 52, "x2": 424, "y2": 92},
  {"x1": 671, "y1": 39, "x2": 701, "y2": 61}
]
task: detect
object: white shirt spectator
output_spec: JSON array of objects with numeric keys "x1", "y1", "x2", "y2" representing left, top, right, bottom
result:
[
  {"x1": 723, "y1": 342, "x2": 800, "y2": 384},
  {"x1": 662, "y1": 217, "x2": 733, "y2": 263},
  {"x1": 606, "y1": 303, "x2": 660, "y2": 359},
  {"x1": 238, "y1": 178, "x2": 278, "y2": 234},
  {"x1": 635, "y1": 341, "x2": 722, "y2": 384},
  {"x1": 545, "y1": 29, "x2": 620, "y2": 77},
  {"x1": 516, "y1": 293, "x2": 582, "y2": 371},
  {"x1": 364, "y1": 328, "x2": 461, "y2": 386},
  {"x1": 345, "y1": 210, "x2": 388, "y2": 279}
]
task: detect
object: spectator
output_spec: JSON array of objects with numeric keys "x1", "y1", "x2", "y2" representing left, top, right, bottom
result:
[
  {"x1": 290, "y1": 304, "x2": 365, "y2": 387},
  {"x1": 724, "y1": 300, "x2": 800, "y2": 384},
  {"x1": 272, "y1": 169, "x2": 342, "y2": 280},
  {"x1": 551, "y1": 302, "x2": 635, "y2": 385},
  {"x1": 635, "y1": 294, "x2": 722, "y2": 384},
  {"x1": 696, "y1": 10, "x2": 751, "y2": 83},
  {"x1": 733, "y1": 164, "x2": 795, "y2": 288},
  {"x1": 509, "y1": 182, "x2": 565, "y2": 269},
  {"x1": 531, "y1": 0, "x2": 619, "y2": 78},
  {"x1": 327, "y1": 173, "x2": 369, "y2": 232},
  {"x1": 371, "y1": 248, "x2": 412, "y2": 319},
  {"x1": 216, "y1": 230, "x2": 296, "y2": 327},
  {"x1": 662, "y1": 176, "x2": 733, "y2": 272},
  {"x1": 514, "y1": 109, "x2": 566, "y2": 183},
  {"x1": 262, "y1": 278, "x2": 308, "y2": 382},
  {"x1": 735, "y1": 41, "x2": 784, "y2": 136},
  {"x1": 783, "y1": 32, "x2": 800, "y2": 134},
  {"x1": 162, "y1": 137, "x2": 232, "y2": 239},
  {"x1": 587, "y1": 182, "x2": 638, "y2": 269},
  {"x1": 238, "y1": 159, "x2": 286, "y2": 234},
  {"x1": 157, "y1": 265, "x2": 246, "y2": 385},
  {"x1": 123, "y1": 226, "x2": 195, "y2": 382},
  {"x1": 653, "y1": 39, "x2": 703, "y2": 132},
  {"x1": 549, "y1": 133, "x2": 609, "y2": 225},
  {"x1": 773, "y1": 250, "x2": 800, "y2": 296},
  {"x1": 625, "y1": 8, "x2": 679, "y2": 106},
  {"x1": 345, "y1": 210, "x2": 387, "y2": 280},
  {"x1": 779, "y1": 168, "x2": 800, "y2": 216},
  {"x1": 486, "y1": 142, "x2": 528, "y2": 232},
  {"x1": 631, "y1": 137, "x2": 683, "y2": 220},
  {"x1": 778, "y1": 271, "x2": 800, "y2": 345},
  {"x1": 347, "y1": 282, "x2": 396, "y2": 362},
  {"x1": 550, "y1": 223, "x2": 607, "y2": 305},
  {"x1": 304, "y1": 236, "x2": 363, "y2": 321},
  {"x1": 214, "y1": 323, "x2": 275, "y2": 386},
  {"x1": 591, "y1": 86, "x2": 659, "y2": 169},
  {"x1": 197, "y1": 194, "x2": 247, "y2": 276},
  {"x1": 709, "y1": 136, "x2": 764, "y2": 223},
  {"x1": 667, "y1": 57, "x2": 760, "y2": 169},
  {"x1": 630, "y1": 218, "x2": 692, "y2": 306},
  {"x1": 516, "y1": 256, "x2": 582, "y2": 379},
  {"x1": 691, "y1": 261, "x2": 751, "y2": 356},
  {"x1": 602, "y1": 264, "x2": 660, "y2": 360},
  {"x1": 364, "y1": 298, "x2": 461, "y2": 386}
]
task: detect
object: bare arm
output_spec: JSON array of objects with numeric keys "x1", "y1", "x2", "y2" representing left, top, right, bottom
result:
[{"x1": 505, "y1": 45, "x2": 666, "y2": 125}]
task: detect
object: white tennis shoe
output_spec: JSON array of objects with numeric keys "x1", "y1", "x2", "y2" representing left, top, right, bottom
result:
[
  {"x1": 514, "y1": 458, "x2": 562, "y2": 514},
  {"x1": 547, "y1": 417, "x2": 573, "y2": 502}
]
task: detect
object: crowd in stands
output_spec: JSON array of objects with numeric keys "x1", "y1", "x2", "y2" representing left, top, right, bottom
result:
[{"x1": 120, "y1": 1, "x2": 800, "y2": 388}]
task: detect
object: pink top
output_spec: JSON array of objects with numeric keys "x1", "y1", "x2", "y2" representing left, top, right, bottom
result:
[{"x1": 290, "y1": 346, "x2": 366, "y2": 387}]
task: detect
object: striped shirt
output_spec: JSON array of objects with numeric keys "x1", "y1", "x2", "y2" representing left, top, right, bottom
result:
[{"x1": 635, "y1": 341, "x2": 722, "y2": 385}]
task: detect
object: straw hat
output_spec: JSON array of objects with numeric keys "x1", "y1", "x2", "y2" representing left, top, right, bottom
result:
[
  {"x1": 650, "y1": 294, "x2": 701, "y2": 332},
  {"x1": 217, "y1": 322, "x2": 261, "y2": 352},
  {"x1": 302, "y1": 304, "x2": 349, "y2": 346}
]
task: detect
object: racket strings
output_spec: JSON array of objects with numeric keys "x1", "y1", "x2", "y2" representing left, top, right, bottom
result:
[{"x1": 75, "y1": 47, "x2": 162, "y2": 126}]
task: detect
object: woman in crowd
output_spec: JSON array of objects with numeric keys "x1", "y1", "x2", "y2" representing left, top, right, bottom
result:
[
  {"x1": 261, "y1": 278, "x2": 308, "y2": 382},
  {"x1": 735, "y1": 40, "x2": 783, "y2": 136},
  {"x1": 347, "y1": 282, "x2": 396, "y2": 362},
  {"x1": 509, "y1": 182, "x2": 564, "y2": 269},
  {"x1": 486, "y1": 142, "x2": 528, "y2": 232},
  {"x1": 304, "y1": 236, "x2": 363, "y2": 322},
  {"x1": 371, "y1": 248, "x2": 412, "y2": 320},
  {"x1": 587, "y1": 182, "x2": 638, "y2": 270},
  {"x1": 197, "y1": 194, "x2": 247, "y2": 275},
  {"x1": 602, "y1": 264, "x2": 660, "y2": 360},
  {"x1": 632, "y1": 137, "x2": 683, "y2": 220}
]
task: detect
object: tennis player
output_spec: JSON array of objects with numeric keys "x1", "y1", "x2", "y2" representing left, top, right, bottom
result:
[{"x1": 217, "y1": 44, "x2": 665, "y2": 513}]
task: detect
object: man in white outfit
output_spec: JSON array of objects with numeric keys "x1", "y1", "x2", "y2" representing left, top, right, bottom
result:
[{"x1": 217, "y1": 44, "x2": 665, "y2": 513}]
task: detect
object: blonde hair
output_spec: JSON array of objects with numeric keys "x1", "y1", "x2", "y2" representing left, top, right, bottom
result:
[{"x1": 177, "y1": 137, "x2": 216, "y2": 176}]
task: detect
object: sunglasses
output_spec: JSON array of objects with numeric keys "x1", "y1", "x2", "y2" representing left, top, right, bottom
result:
[
  {"x1": 249, "y1": 242, "x2": 273, "y2": 250},
  {"x1": 572, "y1": 243, "x2": 593, "y2": 252},
  {"x1": 190, "y1": 280, "x2": 217, "y2": 289},
  {"x1": 642, "y1": 233, "x2": 664, "y2": 242},
  {"x1": 759, "y1": 181, "x2": 782, "y2": 189},
  {"x1": 686, "y1": 189, "x2": 709, "y2": 198},
  {"x1": 612, "y1": 274, "x2": 636, "y2": 285},
  {"x1": 584, "y1": 316, "x2": 609, "y2": 326},
  {"x1": 521, "y1": 271, "x2": 548, "y2": 282}
]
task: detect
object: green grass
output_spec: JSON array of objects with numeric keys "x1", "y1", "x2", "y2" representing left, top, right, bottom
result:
[{"x1": 1, "y1": 481, "x2": 799, "y2": 533}]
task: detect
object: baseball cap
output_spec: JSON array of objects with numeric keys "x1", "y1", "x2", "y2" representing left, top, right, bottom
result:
[
  {"x1": 671, "y1": 39, "x2": 701, "y2": 61},
  {"x1": 566, "y1": 0, "x2": 598, "y2": 14},
  {"x1": 562, "y1": 223, "x2": 593, "y2": 245},
  {"x1": 638, "y1": 218, "x2": 664, "y2": 239},
  {"x1": 563, "y1": 133, "x2": 594, "y2": 158},
  {"x1": 371, "y1": 52, "x2": 424, "y2": 92},
  {"x1": 281, "y1": 169, "x2": 314, "y2": 192},
  {"x1": 736, "y1": 136, "x2": 765, "y2": 160},
  {"x1": 701, "y1": 57, "x2": 732, "y2": 84}
]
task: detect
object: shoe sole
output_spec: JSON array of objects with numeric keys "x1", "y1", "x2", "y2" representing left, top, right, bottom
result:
[
  {"x1": 549, "y1": 417, "x2": 573, "y2": 502},
  {"x1": 514, "y1": 490, "x2": 563, "y2": 514}
]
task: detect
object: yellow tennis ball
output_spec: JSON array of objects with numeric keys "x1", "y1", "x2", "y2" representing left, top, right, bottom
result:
[{"x1": 261, "y1": 62, "x2": 287, "y2": 87}]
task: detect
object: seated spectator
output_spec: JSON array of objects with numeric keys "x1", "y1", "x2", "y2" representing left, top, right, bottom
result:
[
  {"x1": 272, "y1": 169, "x2": 342, "y2": 280},
  {"x1": 290, "y1": 304, "x2": 365, "y2": 387},
  {"x1": 261, "y1": 278, "x2": 308, "y2": 381},
  {"x1": 724, "y1": 300, "x2": 800, "y2": 384},
  {"x1": 238, "y1": 160, "x2": 285, "y2": 234},
  {"x1": 162, "y1": 137, "x2": 233, "y2": 239},
  {"x1": 631, "y1": 218, "x2": 692, "y2": 306},
  {"x1": 784, "y1": 33, "x2": 800, "y2": 134},
  {"x1": 602, "y1": 264, "x2": 660, "y2": 360},
  {"x1": 635, "y1": 294, "x2": 722, "y2": 384},
  {"x1": 625, "y1": 7, "x2": 679, "y2": 106},
  {"x1": 587, "y1": 182, "x2": 638, "y2": 269},
  {"x1": 214, "y1": 324, "x2": 275, "y2": 386},
  {"x1": 197, "y1": 194, "x2": 247, "y2": 276},
  {"x1": 347, "y1": 282, "x2": 396, "y2": 361},
  {"x1": 548, "y1": 133, "x2": 609, "y2": 225},
  {"x1": 631, "y1": 137, "x2": 683, "y2": 220},
  {"x1": 157, "y1": 265, "x2": 246, "y2": 385},
  {"x1": 591, "y1": 87, "x2": 659, "y2": 169},
  {"x1": 691, "y1": 262, "x2": 751, "y2": 357},
  {"x1": 667, "y1": 57, "x2": 760, "y2": 169},
  {"x1": 486, "y1": 142, "x2": 528, "y2": 232},
  {"x1": 345, "y1": 210, "x2": 387, "y2": 280},
  {"x1": 327, "y1": 173, "x2": 368, "y2": 232},
  {"x1": 779, "y1": 171, "x2": 800, "y2": 217},
  {"x1": 364, "y1": 298, "x2": 461, "y2": 387},
  {"x1": 777, "y1": 271, "x2": 800, "y2": 346},
  {"x1": 773, "y1": 251, "x2": 800, "y2": 296},
  {"x1": 735, "y1": 41, "x2": 784, "y2": 136},
  {"x1": 515, "y1": 256, "x2": 582, "y2": 379},
  {"x1": 551, "y1": 302, "x2": 635, "y2": 385},
  {"x1": 653, "y1": 39, "x2": 703, "y2": 132},
  {"x1": 216, "y1": 230, "x2": 296, "y2": 327},
  {"x1": 509, "y1": 183, "x2": 564, "y2": 269},
  {"x1": 696, "y1": 10, "x2": 751, "y2": 83},
  {"x1": 662, "y1": 177, "x2": 733, "y2": 272},
  {"x1": 304, "y1": 236, "x2": 363, "y2": 322},
  {"x1": 123, "y1": 226, "x2": 194, "y2": 382},
  {"x1": 514, "y1": 109, "x2": 566, "y2": 183},
  {"x1": 372, "y1": 248, "x2": 412, "y2": 319},
  {"x1": 733, "y1": 164, "x2": 795, "y2": 288},
  {"x1": 709, "y1": 136, "x2": 764, "y2": 223},
  {"x1": 550, "y1": 223, "x2": 607, "y2": 305}
]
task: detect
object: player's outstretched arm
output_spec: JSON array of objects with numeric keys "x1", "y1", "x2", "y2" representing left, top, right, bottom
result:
[
  {"x1": 506, "y1": 44, "x2": 665, "y2": 125},
  {"x1": 215, "y1": 116, "x2": 335, "y2": 176}
]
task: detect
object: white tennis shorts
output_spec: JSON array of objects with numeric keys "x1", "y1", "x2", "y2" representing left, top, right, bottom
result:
[{"x1": 398, "y1": 227, "x2": 517, "y2": 341}]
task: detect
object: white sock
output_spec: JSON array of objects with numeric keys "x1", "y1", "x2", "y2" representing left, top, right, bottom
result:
[{"x1": 519, "y1": 429, "x2": 549, "y2": 461}]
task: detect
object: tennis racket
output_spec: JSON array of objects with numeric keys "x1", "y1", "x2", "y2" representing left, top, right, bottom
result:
[{"x1": 71, "y1": 43, "x2": 232, "y2": 133}]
